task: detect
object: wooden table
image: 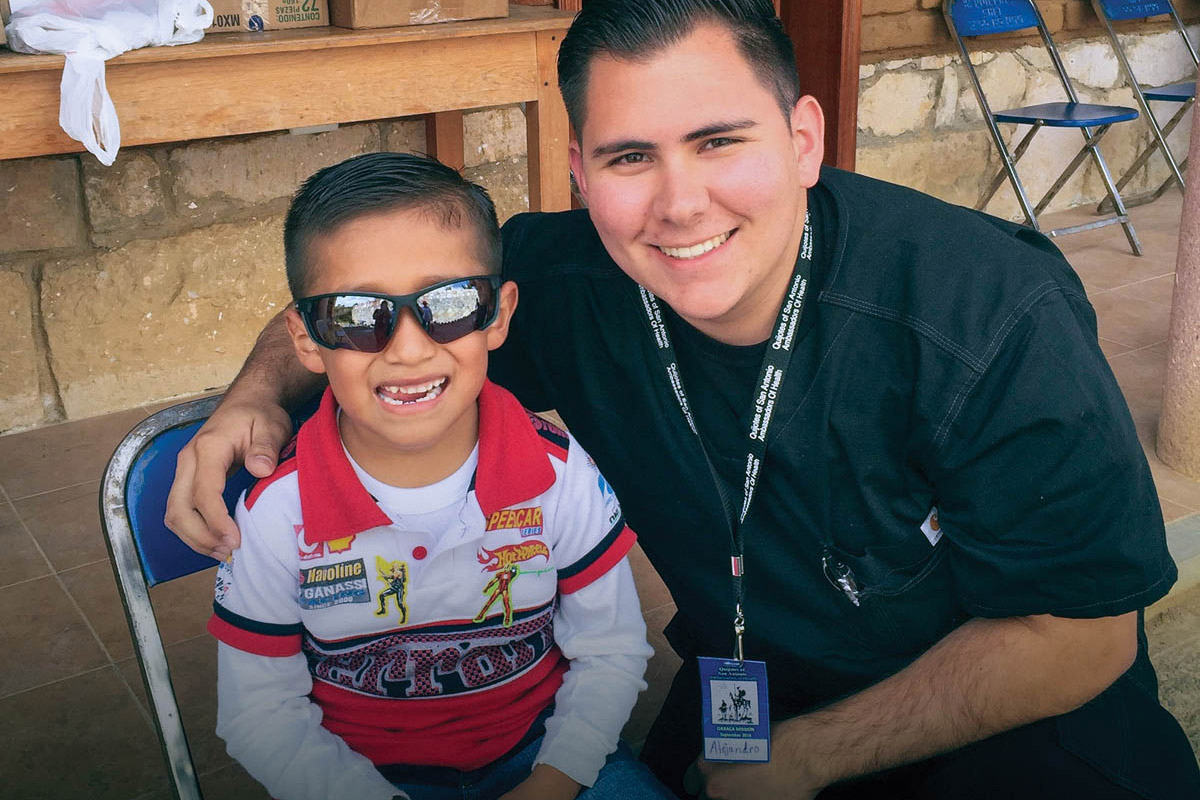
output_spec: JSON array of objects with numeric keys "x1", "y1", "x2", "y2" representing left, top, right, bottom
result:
[{"x1": 0, "y1": 5, "x2": 576, "y2": 212}]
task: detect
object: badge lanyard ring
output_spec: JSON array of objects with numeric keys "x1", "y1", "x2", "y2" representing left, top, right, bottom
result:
[{"x1": 638, "y1": 213, "x2": 813, "y2": 661}]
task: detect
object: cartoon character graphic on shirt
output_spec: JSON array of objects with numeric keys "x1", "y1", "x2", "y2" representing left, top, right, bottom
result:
[
  {"x1": 374, "y1": 556, "x2": 408, "y2": 622},
  {"x1": 473, "y1": 542, "x2": 551, "y2": 626}
]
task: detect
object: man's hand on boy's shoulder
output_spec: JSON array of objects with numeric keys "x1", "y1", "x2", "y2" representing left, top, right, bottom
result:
[
  {"x1": 500, "y1": 764, "x2": 581, "y2": 800},
  {"x1": 164, "y1": 392, "x2": 294, "y2": 560}
]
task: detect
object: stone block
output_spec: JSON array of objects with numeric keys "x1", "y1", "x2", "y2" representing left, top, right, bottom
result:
[
  {"x1": 959, "y1": 52, "x2": 1028, "y2": 122},
  {"x1": 1063, "y1": 40, "x2": 1120, "y2": 88},
  {"x1": 1121, "y1": 30, "x2": 1198, "y2": 87},
  {"x1": 465, "y1": 106, "x2": 528, "y2": 169},
  {"x1": 935, "y1": 66, "x2": 960, "y2": 128},
  {"x1": 863, "y1": 0, "x2": 916, "y2": 16},
  {"x1": 0, "y1": 159, "x2": 85, "y2": 255},
  {"x1": 858, "y1": 71, "x2": 938, "y2": 136},
  {"x1": 1015, "y1": 44, "x2": 1053, "y2": 71},
  {"x1": 383, "y1": 118, "x2": 428, "y2": 155},
  {"x1": 856, "y1": 130, "x2": 997, "y2": 208},
  {"x1": 463, "y1": 158, "x2": 529, "y2": 224},
  {"x1": 861, "y1": 10, "x2": 949, "y2": 53},
  {"x1": 860, "y1": 64, "x2": 877, "y2": 80},
  {"x1": 169, "y1": 123, "x2": 380, "y2": 222},
  {"x1": 0, "y1": 270, "x2": 43, "y2": 432},
  {"x1": 82, "y1": 149, "x2": 168, "y2": 235},
  {"x1": 41, "y1": 217, "x2": 291, "y2": 419},
  {"x1": 918, "y1": 0, "x2": 941, "y2": 9}
]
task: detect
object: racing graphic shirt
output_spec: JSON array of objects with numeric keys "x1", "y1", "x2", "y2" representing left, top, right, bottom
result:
[{"x1": 208, "y1": 381, "x2": 651, "y2": 800}]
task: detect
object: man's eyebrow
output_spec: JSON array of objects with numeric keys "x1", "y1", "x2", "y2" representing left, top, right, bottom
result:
[
  {"x1": 590, "y1": 139, "x2": 656, "y2": 159},
  {"x1": 682, "y1": 119, "x2": 758, "y2": 143}
]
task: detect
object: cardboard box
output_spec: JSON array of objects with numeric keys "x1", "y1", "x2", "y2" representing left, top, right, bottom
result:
[
  {"x1": 328, "y1": 0, "x2": 506, "y2": 29},
  {"x1": 207, "y1": 0, "x2": 329, "y2": 32}
]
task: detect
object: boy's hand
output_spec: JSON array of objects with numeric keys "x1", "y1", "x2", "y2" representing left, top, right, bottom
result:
[
  {"x1": 164, "y1": 396, "x2": 293, "y2": 559},
  {"x1": 499, "y1": 764, "x2": 581, "y2": 800}
]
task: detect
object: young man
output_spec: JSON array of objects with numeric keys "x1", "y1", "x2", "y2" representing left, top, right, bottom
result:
[{"x1": 167, "y1": 2, "x2": 1200, "y2": 798}]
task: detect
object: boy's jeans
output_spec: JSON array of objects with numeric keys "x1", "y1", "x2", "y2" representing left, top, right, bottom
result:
[{"x1": 385, "y1": 738, "x2": 676, "y2": 800}]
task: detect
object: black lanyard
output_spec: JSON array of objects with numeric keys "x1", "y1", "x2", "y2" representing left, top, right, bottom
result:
[{"x1": 638, "y1": 212, "x2": 813, "y2": 659}]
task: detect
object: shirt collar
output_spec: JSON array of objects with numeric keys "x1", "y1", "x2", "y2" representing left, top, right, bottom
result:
[{"x1": 296, "y1": 380, "x2": 556, "y2": 542}]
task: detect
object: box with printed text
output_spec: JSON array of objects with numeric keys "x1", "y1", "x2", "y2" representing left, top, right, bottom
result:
[
  {"x1": 207, "y1": 0, "x2": 329, "y2": 32},
  {"x1": 327, "y1": 0, "x2": 506, "y2": 29}
]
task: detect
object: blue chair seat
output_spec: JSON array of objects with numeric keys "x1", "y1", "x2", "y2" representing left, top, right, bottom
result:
[
  {"x1": 993, "y1": 102, "x2": 1140, "y2": 127},
  {"x1": 1145, "y1": 81, "x2": 1195, "y2": 103}
]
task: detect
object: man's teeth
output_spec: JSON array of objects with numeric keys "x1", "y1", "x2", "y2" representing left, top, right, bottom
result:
[
  {"x1": 378, "y1": 378, "x2": 446, "y2": 405},
  {"x1": 657, "y1": 231, "x2": 731, "y2": 260}
]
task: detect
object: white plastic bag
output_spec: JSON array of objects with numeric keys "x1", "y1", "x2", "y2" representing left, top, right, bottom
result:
[{"x1": 6, "y1": 0, "x2": 214, "y2": 165}]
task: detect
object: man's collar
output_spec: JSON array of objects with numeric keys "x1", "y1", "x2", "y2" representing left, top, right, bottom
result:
[{"x1": 296, "y1": 381, "x2": 556, "y2": 542}]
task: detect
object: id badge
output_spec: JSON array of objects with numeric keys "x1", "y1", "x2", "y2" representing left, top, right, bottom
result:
[{"x1": 698, "y1": 655, "x2": 770, "y2": 762}]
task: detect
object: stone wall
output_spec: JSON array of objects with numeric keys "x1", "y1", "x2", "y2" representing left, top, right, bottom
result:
[
  {"x1": 0, "y1": 108, "x2": 531, "y2": 433},
  {"x1": 857, "y1": 26, "x2": 1196, "y2": 221},
  {"x1": 862, "y1": 0, "x2": 1200, "y2": 57}
]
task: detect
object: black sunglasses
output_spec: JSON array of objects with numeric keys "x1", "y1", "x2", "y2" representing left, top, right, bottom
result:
[{"x1": 295, "y1": 275, "x2": 502, "y2": 353}]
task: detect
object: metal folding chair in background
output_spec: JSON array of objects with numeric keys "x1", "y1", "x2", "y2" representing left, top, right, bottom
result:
[
  {"x1": 1091, "y1": 0, "x2": 1196, "y2": 211},
  {"x1": 944, "y1": 0, "x2": 1144, "y2": 255},
  {"x1": 100, "y1": 395, "x2": 254, "y2": 800}
]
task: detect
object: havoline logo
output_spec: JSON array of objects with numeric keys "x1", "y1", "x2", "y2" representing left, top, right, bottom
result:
[{"x1": 299, "y1": 558, "x2": 370, "y2": 610}]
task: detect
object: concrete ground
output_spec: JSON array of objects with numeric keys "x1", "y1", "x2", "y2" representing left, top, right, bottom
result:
[{"x1": 0, "y1": 192, "x2": 1197, "y2": 797}]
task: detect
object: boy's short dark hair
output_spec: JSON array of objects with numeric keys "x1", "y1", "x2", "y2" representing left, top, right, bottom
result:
[
  {"x1": 284, "y1": 152, "x2": 501, "y2": 299},
  {"x1": 557, "y1": 0, "x2": 800, "y2": 135}
]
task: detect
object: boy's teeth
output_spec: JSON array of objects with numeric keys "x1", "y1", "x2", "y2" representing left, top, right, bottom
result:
[
  {"x1": 657, "y1": 231, "x2": 731, "y2": 260},
  {"x1": 378, "y1": 378, "x2": 446, "y2": 405}
]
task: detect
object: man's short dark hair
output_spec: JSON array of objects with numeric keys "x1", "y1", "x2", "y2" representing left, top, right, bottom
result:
[
  {"x1": 284, "y1": 152, "x2": 501, "y2": 299},
  {"x1": 557, "y1": 0, "x2": 800, "y2": 135}
]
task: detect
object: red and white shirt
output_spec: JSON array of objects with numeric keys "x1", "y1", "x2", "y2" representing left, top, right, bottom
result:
[{"x1": 209, "y1": 381, "x2": 651, "y2": 800}]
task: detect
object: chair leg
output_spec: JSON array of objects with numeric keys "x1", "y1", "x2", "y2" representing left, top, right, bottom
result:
[
  {"x1": 1098, "y1": 100, "x2": 1192, "y2": 213},
  {"x1": 978, "y1": 121, "x2": 1043, "y2": 231},
  {"x1": 978, "y1": 123, "x2": 1041, "y2": 210},
  {"x1": 1033, "y1": 125, "x2": 1106, "y2": 217},
  {"x1": 1080, "y1": 124, "x2": 1143, "y2": 256}
]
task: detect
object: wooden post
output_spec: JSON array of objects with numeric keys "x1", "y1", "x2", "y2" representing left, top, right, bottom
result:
[
  {"x1": 426, "y1": 111, "x2": 465, "y2": 171},
  {"x1": 526, "y1": 28, "x2": 573, "y2": 212}
]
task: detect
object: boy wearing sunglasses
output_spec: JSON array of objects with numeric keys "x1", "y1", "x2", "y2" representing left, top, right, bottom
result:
[{"x1": 208, "y1": 152, "x2": 669, "y2": 800}]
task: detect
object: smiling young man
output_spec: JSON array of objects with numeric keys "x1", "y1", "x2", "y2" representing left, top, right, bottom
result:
[{"x1": 166, "y1": 2, "x2": 1199, "y2": 798}]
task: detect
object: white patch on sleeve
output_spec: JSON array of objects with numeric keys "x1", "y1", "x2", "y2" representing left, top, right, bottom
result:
[{"x1": 920, "y1": 506, "x2": 943, "y2": 547}]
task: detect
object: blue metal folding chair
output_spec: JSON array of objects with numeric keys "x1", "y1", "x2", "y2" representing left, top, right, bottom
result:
[
  {"x1": 100, "y1": 395, "x2": 255, "y2": 800},
  {"x1": 1091, "y1": 0, "x2": 1196, "y2": 211},
  {"x1": 944, "y1": 0, "x2": 1143, "y2": 254}
]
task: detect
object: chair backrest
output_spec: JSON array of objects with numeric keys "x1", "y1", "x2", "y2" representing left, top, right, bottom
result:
[
  {"x1": 947, "y1": 0, "x2": 1039, "y2": 36},
  {"x1": 1095, "y1": 0, "x2": 1175, "y2": 20},
  {"x1": 100, "y1": 395, "x2": 255, "y2": 800},
  {"x1": 1092, "y1": 0, "x2": 1198, "y2": 71}
]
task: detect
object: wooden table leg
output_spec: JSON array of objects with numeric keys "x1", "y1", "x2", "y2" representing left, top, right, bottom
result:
[
  {"x1": 426, "y1": 110, "x2": 466, "y2": 171},
  {"x1": 526, "y1": 28, "x2": 572, "y2": 212}
]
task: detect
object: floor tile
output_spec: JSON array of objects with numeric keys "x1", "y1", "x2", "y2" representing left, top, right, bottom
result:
[
  {"x1": 1089, "y1": 291, "x2": 1173, "y2": 350},
  {"x1": 629, "y1": 543, "x2": 674, "y2": 613},
  {"x1": 1149, "y1": 458, "x2": 1200, "y2": 515},
  {"x1": 0, "y1": 575, "x2": 108, "y2": 697},
  {"x1": 1066, "y1": 244, "x2": 1174, "y2": 292},
  {"x1": 1107, "y1": 347, "x2": 1167, "y2": 440},
  {"x1": 59, "y1": 560, "x2": 136, "y2": 662},
  {"x1": 14, "y1": 480, "x2": 106, "y2": 572},
  {"x1": 149, "y1": 567, "x2": 220, "y2": 646},
  {"x1": 0, "y1": 497, "x2": 52, "y2": 588},
  {"x1": 1113, "y1": 273, "x2": 1178, "y2": 307},
  {"x1": 118, "y1": 635, "x2": 232, "y2": 779},
  {"x1": 0, "y1": 667, "x2": 168, "y2": 800},
  {"x1": 1163, "y1": 498, "x2": 1198, "y2": 524},
  {"x1": 1098, "y1": 336, "x2": 1133, "y2": 357},
  {"x1": 199, "y1": 762, "x2": 271, "y2": 800},
  {"x1": 0, "y1": 406, "x2": 147, "y2": 501}
]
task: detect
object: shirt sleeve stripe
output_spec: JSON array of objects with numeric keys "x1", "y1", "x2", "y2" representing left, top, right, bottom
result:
[
  {"x1": 558, "y1": 524, "x2": 637, "y2": 595},
  {"x1": 207, "y1": 612, "x2": 303, "y2": 657}
]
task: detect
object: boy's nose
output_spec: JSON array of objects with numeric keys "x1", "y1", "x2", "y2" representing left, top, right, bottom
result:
[{"x1": 381, "y1": 307, "x2": 438, "y2": 362}]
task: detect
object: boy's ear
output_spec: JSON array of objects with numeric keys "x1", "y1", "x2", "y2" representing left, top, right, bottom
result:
[
  {"x1": 485, "y1": 280, "x2": 519, "y2": 351},
  {"x1": 284, "y1": 306, "x2": 328, "y2": 375}
]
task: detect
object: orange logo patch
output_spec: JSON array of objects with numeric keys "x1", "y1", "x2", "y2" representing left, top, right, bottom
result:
[{"x1": 478, "y1": 541, "x2": 550, "y2": 572}]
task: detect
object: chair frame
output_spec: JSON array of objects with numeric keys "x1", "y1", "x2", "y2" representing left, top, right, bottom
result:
[
  {"x1": 944, "y1": 0, "x2": 1143, "y2": 255},
  {"x1": 100, "y1": 395, "x2": 222, "y2": 800},
  {"x1": 1091, "y1": 0, "x2": 1197, "y2": 211}
]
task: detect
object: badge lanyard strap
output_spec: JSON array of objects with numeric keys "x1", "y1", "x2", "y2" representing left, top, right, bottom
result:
[{"x1": 639, "y1": 213, "x2": 813, "y2": 661}]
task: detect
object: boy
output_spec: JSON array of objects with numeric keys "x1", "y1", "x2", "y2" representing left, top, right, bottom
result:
[{"x1": 207, "y1": 152, "x2": 669, "y2": 800}]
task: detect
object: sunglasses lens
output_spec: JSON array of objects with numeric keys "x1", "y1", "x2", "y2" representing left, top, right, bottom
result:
[
  {"x1": 308, "y1": 295, "x2": 396, "y2": 353},
  {"x1": 420, "y1": 278, "x2": 497, "y2": 344}
]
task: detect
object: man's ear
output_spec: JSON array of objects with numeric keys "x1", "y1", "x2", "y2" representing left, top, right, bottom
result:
[
  {"x1": 284, "y1": 306, "x2": 328, "y2": 375},
  {"x1": 568, "y1": 139, "x2": 589, "y2": 206},
  {"x1": 789, "y1": 95, "x2": 826, "y2": 189},
  {"x1": 485, "y1": 280, "x2": 520, "y2": 351}
]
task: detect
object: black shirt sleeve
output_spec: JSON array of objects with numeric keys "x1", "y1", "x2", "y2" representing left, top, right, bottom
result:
[{"x1": 926, "y1": 288, "x2": 1176, "y2": 619}]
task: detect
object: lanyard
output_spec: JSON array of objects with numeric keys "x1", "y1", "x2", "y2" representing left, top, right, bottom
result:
[{"x1": 638, "y1": 212, "x2": 813, "y2": 660}]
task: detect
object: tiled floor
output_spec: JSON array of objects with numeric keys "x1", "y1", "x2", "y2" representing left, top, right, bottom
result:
[{"x1": 1, "y1": 194, "x2": 1197, "y2": 798}]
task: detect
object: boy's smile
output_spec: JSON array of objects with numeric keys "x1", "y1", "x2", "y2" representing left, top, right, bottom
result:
[{"x1": 286, "y1": 207, "x2": 516, "y2": 487}]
